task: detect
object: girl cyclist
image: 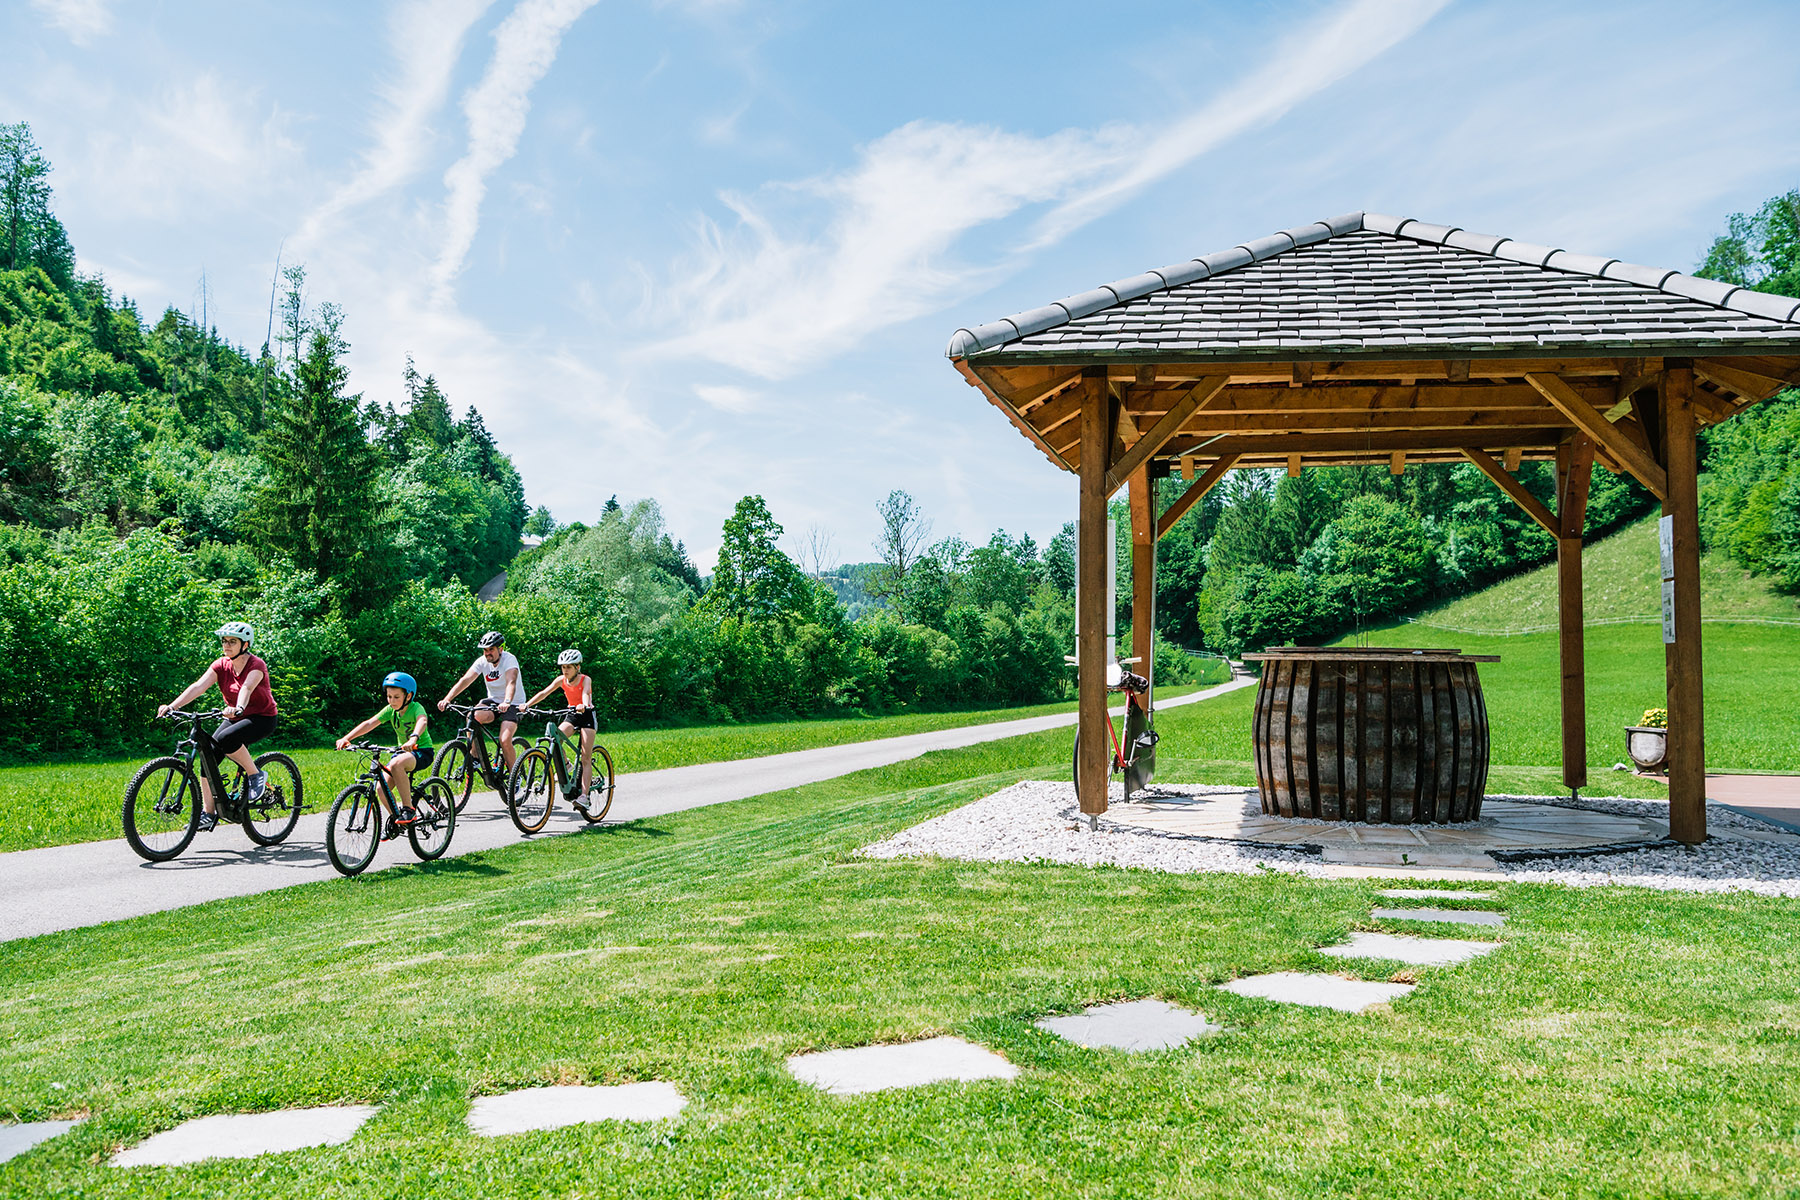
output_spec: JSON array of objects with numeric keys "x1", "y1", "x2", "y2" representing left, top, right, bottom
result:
[
  {"x1": 336, "y1": 671, "x2": 434, "y2": 837},
  {"x1": 157, "y1": 621, "x2": 278, "y2": 833},
  {"x1": 523, "y1": 649, "x2": 597, "y2": 812}
]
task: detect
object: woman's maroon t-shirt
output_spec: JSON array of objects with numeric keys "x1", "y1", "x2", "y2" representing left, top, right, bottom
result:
[{"x1": 212, "y1": 654, "x2": 278, "y2": 717}]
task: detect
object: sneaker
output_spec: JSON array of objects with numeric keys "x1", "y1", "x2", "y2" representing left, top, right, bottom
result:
[
  {"x1": 197, "y1": 811, "x2": 220, "y2": 833},
  {"x1": 394, "y1": 807, "x2": 420, "y2": 827},
  {"x1": 246, "y1": 770, "x2": 268, "y2": 802}
]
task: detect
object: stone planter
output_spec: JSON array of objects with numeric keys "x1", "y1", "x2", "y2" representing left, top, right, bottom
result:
[{"x1": 1626, "y1": 725, "x2": 1668, "y2": 771}]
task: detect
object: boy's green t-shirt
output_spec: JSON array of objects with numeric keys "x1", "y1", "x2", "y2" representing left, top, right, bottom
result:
[{"x1": 372, "y1": 700, "x2": 435, "y2": 750}]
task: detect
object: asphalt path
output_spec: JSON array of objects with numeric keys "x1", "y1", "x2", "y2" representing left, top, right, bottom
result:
[{"x1": 0, "y1": 677, "x2": 1253, "y2": 943}]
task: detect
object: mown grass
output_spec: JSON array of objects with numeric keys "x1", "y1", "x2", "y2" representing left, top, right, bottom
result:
[
  {"x1": 0, "y1": 685, "x2": 1220, "y2": 855},
  {"x1": 2, "y1": 699, "x2": 1794, "y2": 1197}
]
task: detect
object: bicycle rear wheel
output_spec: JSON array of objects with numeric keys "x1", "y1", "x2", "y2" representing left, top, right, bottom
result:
[
  {"x1": 582, "y1": 744, "x2": 615, "y2": 823},
  {"x1": 408, "y1": 777, "x2": 457, "y2": 861},
  {"x1": 508, "y1": 747, "x2": 554, "y2": 834},
  {"x1": 326, "y1": 784, "x2": 381, "y2": 876},
  {"x1": 1070, "y1": 728, "x2": 1119, "y2": 802},
  {"x1": 433, "y1": 738, "x2": 475, "y2": 813},
  {"x1": 243, "y1": 751, "x2": 303, "y2": 845},
  {"x1": 122, "y1": 757, "x2": 200, "y2": 862}
]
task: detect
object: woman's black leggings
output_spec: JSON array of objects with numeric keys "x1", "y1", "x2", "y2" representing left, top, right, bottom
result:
[{"x1": 206, "y1": 714, "x2": 278, "y2": 757}]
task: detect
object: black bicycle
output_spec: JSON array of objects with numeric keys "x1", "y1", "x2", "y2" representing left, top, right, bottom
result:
[
  {"x1": 325, "y1": 742, "x2": 457, "y2": 876},
  {"x1": 433, "y1": 702, "x2": 520, "y2": 813},
  {"x1": 506, "y1": 707, "x2": 616, "y2": 834},
  {"x1": 122, "y1": 710, "x2": 304, "y2": 862}
]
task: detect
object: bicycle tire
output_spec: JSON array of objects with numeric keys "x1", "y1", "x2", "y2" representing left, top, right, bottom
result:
[
  {"x1": 508, "y1": 747, "x2": 554, "y2": 834},
  {"x1": 326, "y1": 784, "x2": 381, "y2": 876},
  {"x1": 582, "y1": 744, "x2": 615, "y2": 823},
  {"x1": 242, "y1": 751, "x2": 303, "y2": 845},
  {"x1": 1070, "y1": 728, "x2": 1120, "y2": 800},
  {"x1": 408, "y1": 777, "x2": 457, "y2": 861},
  {"x1": 122, "y1": 757, "x2": 201, "y2": 862},
  {"x1": 434, "y1": 738, "x2": 475, "y2": 813}
]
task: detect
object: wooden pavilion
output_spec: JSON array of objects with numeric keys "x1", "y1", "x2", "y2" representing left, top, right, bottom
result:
[{"x1": 946, "y1": 212, "x2": 1800, "y2": 842}]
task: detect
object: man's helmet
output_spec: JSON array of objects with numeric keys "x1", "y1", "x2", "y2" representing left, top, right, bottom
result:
[
  {"x1": 557, "y1": 649, "x2": 583, "y2": 666},
  {"x1": 216, "y1": 621, "x2": 255, "y2": 648},
  {"x1": 478, "y1": 631, "x2": 505, "y2": 649},
  {"x1": 383, "y1": 671, "x2": 417, "y2": 696}
]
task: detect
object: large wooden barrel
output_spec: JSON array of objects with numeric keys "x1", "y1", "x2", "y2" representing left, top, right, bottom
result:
[{"x1": 1242, "y1": 648, "x2": 1497, "y2": 824}]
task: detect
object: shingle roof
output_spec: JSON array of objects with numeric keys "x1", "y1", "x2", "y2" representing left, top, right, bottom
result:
[{"x1": 946, "y1": 212, "x2": 1800, "y2": 362}]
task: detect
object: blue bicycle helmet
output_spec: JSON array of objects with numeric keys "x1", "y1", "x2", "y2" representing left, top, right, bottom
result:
[{"x1": 382, "y1": 671, "x2": 417, "y2": 696}]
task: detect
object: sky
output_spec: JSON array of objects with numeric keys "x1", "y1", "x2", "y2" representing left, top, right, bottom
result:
[{"x1": 5, "y1": 0, "x2": 1800, "y2": 571}]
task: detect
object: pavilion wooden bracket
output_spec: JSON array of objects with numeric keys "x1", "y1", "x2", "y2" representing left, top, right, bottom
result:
[
  {"x1": 1524, "y1": 373, "x2": 1667, "y2": 500},
  {"x1": 1156, "y1": 454, "x2": 1240, "y2": 539},
  {"x1": 1460, "y1": 447, "x2": 1557, "y2": 536},
  {"x1": 1105, "y1": 375, "x2": 1228, "y2": 495}
]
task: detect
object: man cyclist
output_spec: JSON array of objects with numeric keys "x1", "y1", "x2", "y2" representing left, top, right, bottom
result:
[
  {"x1": 523, "y1": 649, "x2": 598, "y2": 814},
  {"x1": 157, "y1": 621, "x2": 278, "y2": 833},
  {"x1": 337, "y1": 671, "x2": 433, "y2": 838},
  {"x1": 437, "y1": 631, "x2": 522, "y2": 776}
]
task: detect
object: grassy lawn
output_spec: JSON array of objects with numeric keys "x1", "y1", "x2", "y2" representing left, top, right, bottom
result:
[
  {"x1": 0, "y1": 683, "x2": 1224, "y2": 855},
  {"x1": 2, "y1": 700, "x2": 1795, "y2": 1196}
]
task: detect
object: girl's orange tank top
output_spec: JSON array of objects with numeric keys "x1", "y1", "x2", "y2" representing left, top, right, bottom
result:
[{"x1": 557, "y1": 674, "x2": 591, "y2": 705}]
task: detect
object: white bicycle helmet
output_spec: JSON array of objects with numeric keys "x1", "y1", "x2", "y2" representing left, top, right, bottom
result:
[
  {"x1": 478, "y1": 630, "x2": 505, "y2": 649},
  {"x1": 216, "y1": 621, "x2": 255, "y2": 648},
  {"x1": 557, "y1": 649, "x2": 583, "y2": 666}
]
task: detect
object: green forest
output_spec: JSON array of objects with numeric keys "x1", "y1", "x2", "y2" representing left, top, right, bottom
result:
[{"x1": 3, "y1": 115, "x2": 1797, "y2": 761}]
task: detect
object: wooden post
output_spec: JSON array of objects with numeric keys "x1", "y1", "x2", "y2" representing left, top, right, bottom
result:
[
  {"x1": 1128, "y1": 467, "x2": 1156, "y2": 693},
  {"x1": 1077, "y1": 369, "x2": 1112, "y2": 817},
  {"x1": 1660, "y1": 365, "x2": 1706, "y2": 844},
  {"x1": 1555, "y1": 437, "x2": 1594, "y2": 793}
]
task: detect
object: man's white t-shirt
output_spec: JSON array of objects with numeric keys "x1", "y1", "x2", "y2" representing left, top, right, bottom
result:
[{"x1": 472, "y1": 651, "x2": 521, "y2": 702}]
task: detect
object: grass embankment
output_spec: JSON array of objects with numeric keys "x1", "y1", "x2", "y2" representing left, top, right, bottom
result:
[
  {"x1": 0, "y1": 678, "x2": 1227, "y2": 855},
  {"x1": 3, "y1": 707, "x2": 1796, "y2": 1196}
]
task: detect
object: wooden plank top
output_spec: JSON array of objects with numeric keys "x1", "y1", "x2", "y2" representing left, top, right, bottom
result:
[{"x1": 1243, "y1": 648, "x2": 1500, "y2": 664}]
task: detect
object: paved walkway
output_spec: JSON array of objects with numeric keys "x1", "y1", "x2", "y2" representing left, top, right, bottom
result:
[
  {"x1": 0, "y1": 678, "x2": 1254, "y2": 943},
  {"x1": 1707, "y1": 773, "x2": 1800, "y2": 834}
]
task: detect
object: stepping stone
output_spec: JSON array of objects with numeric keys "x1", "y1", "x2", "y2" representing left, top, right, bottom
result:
[
  {"x1": 1218, "y1": 972, "x2": 1413, "y2": 1013},
  {"x1": 467, "y1": 1082, "x2": 686, "y2": 1136},
  {"x1": 1372, "y1": 906, "x2": 1505, "y2": 927},
  {"x1": 1035, "y1": 998, "x2": 1224, "y2": 1051},
  {"x1": 112, "y1": 1106, "x2": 376, "y2": 1168},
  {"x1": 1379, "y1": 888, "x2": 1494, "y2": 900},
  {"x1": 787, "y1": 1036, "x2": 1018, "y2": 1096},
  {"x1": 1320, "y1": 931, "x2": 1501, "y2": 967},
  {"x1": 1, "y1": 1120, "x2": 78, "y2": 1165}
]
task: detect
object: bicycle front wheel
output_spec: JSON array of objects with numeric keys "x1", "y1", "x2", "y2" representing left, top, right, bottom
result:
[
  {"x1": 408, "y1": 777, "x2": 457, "y2": 861},
  {"x1": 433, "y1": 738, "x2": 475, "y2": 813},
  {"x1": 508, "y1": 747, "x2": 554, "y2": 834},
  {"x1": 122, "y1": 757, "x2": 201, "y2": 862},
  {"x1": 582, "y1": 744, "x2": 616, "y2": 823},
  {"x1": 243, "y1": 751, "x2": 303, "y2": 845},
  {"x1": 326, "y1": 785, "x2": 381, "y2": 876}
]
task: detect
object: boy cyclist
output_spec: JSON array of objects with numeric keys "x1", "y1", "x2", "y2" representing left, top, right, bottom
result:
[
  {"x1": 157, "y1": 621, "x2": 278, "y2": 833},
  {"x1": 438, "y1": 631, "x2": 522, "y2": 774},
  {"x1": 523, "y1": 649, "x2": 597, "y2": 812},
  {"x1": 337, "y1": 671, "x2": 434, "y2": 838}
]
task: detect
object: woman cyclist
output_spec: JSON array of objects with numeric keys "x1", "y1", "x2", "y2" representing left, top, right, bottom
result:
[
  {"x1": 157, "y1": 621, "x2": 278, "y2": 833},
  {"x1": 336, "y1": 671, "x2": 434, "y2": 837},
  {"x1": 523, "y1": 649, "x2": 597, "y2": 812}
]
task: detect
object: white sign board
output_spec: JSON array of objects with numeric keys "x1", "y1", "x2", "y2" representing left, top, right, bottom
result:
[
  {"x1": 1658, "y1": 515, "x2": 1674, "y2": 581},
  {"x1": 1072, "y1": 518, "x2": 1119, "y2": 661},
  {"x1": 1662, "y1": 578, "x2": 1677, "y2": 645}
]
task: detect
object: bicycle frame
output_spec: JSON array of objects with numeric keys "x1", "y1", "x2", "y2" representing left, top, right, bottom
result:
[
  {"x1": 173, "y1": 713, "x2": 242, "y2": 819},
  {"x1": 528, "y1": 710, "x2": 585, "y2": 798},
  {"x1": 449, "y1": 704, "x2": 512, "y2": 787}
]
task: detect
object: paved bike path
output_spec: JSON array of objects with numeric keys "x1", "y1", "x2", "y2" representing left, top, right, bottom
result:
[{"x1": 0, "y1": 678, "x2": 1253, "y2": 943}]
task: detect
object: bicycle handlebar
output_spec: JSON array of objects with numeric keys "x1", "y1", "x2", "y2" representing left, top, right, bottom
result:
[
  {"x1": 518, "y1": 706, "x2": 581, "y2": 720},
  {"x1": 161, "y1": 709, "x2": 227, "y2": 721}
]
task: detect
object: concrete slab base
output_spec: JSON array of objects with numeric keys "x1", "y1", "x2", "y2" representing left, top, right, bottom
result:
[
  {"x1": 1320, "y1": 931, "x2": 1502, "y2": 966},
  {"x1": 112, "y1": 1106, "x2": 376, "y2": 1168},
  {"x1": 0, "y1": 1120, "x2": 78, "y2": 1165},
  {"x1": 1379, "y1": 888, "x2": 1495, "y2": 900},
  {"x1": 787, "y1": 1036, "x2": 1018, "y2": 1096},
  {"x1": 467, "y1": 1083, "x2": 686, "y2": 1136},
  {"x1": 1218, "y1": 972, "x2": 1414, "y2": 1013},
  {"x1": 1372, "y1": 906, "x2": 1505, "y2": 927},
  {"x1": 1035, "y1": 998, "x2": 1224, "y2": 1050}
]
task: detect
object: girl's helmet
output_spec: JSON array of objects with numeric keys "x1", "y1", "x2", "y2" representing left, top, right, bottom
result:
[
  {"x1": 557, "y1": 649, "x2": 583, "y2": 666},
  {"x1": 216, "y1": 621, "x2": 255, "y2": 648},
  {"x1": 478, "y1": 631, "x2": 505, "y2": 649},
  {"x1": 382, "y1": 671, "x2": 417, "y2": 696}
]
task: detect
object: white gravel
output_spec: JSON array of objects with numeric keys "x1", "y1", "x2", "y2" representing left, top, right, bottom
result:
[{"x1": 858, "y1": 781, "x2": 1800, "y2": 898}]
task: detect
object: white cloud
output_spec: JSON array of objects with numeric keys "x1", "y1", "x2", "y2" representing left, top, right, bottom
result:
[
  {"x1": 431, "y1": 0, "x2": 600, "y2": 302},
  {"x1": 644, "y1": 0, "x2": 1449, "y2": 380},
  {"x1": 693, "y1": 383, "x2": 759, "y2": 412},
  {"x1": 30, "y1": 0, "x2": 112, "y2": 44}
]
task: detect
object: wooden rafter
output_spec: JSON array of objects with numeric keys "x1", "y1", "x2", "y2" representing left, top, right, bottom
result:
[
  {"x1": 1156, "y1": 454, "x2": 1239, "y2": 539},
  {"x1": 957, "y1": 360, "x2": 1069, "y2": 470},
  {"x1": 1462, "y1": 447, "x2": 1558, "y2": 535},
  {"x1": 1523, "y1": 373, "x2": 1668, "y2": 500},
  {"x1": 1694, "y1": 358, "x2": 1790, "y2": 402},
  {"x1": 1104, "y1": 375, "x2": 1229, "y2": 494}
]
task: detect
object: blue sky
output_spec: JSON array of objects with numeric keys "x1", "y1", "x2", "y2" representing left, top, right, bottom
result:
[{"x1": 5, "y1": 0, "x2": 1800, "y2": 569}]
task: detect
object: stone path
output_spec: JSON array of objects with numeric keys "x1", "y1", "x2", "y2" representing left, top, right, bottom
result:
[
  {"x1": 0, "y1": 1120, "x2": 77, "y2": 1165},
  {"x1": 111, "y1": 1106, "x2": 376, "y2": 1168},
  {"x1": 1035, "y1": 998, "x2": 1223, "y2": 1050},
  {"x1": 1370, "y1": 906, "x2": 1505, "y2": 927},
  {"x1": 1707, "y1": 772, "x2": 1800, "y2": 835},
  {"x1": 0, "y1": 678, "x2": 1255, "y2": 944},
  {"x1": 1321, "y1": 931, "x2": 1501, "y2": 966},
  {"x1": 786, "y1": 1036, "x2": 1019, "y2": 1095},
  {"x1": 467, "y1": 1083, "x2": 687, "y2": 1135}
]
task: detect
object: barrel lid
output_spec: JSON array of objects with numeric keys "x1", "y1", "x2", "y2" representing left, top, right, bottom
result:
[{"x1": 1243, "y1": 646, "x2": 1500, "y2": 663}]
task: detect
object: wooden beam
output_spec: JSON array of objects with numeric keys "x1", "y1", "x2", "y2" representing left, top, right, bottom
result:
[
  {"x1": 1554, "y1": 437, "x2": 1594, "y2": 794},
  {"x1": 957, "y1": 360, "x2": 1071, "y2": 471},
  {"x1": 1129, "y1": 469, "x2": 1157, "y2": 709},
  {"x1": 1695, "y1": 358, "x2": 1790, "y2": 402},
  {"x1": 1290, "y1": 361, "x2": 1314, "y2": 389},
  {"x1": 1389, "y1": 450, "x2": 1406, "y2": 475},
  {"x1": 1287, "y1": 454, "x2": 1301, "y2": 477},
  {"x1": 1462, "y1": 448, "x2": 1558, "y2": 536},
  {"x1": 1104, "y1": 375, "x2": 1229, "y2": 494},
  {"x1": 1122, "y1": 382, "x2": 1601, "y2": 416},
  {"x1": 1661, "y1": 366, "x2": 1705, "y2": 844},
  {"x1": 1446, "y1": 359, "x2": 1471, "y2": 382},
  {"x1": 1166, "y1": 427, "x2": 1572, "y2": 457},
  {"x1": 1558, "y1": 436, "x2": 1595, "y2": 541},
  {"x1": 1156, "y1": 454, "x2": 1239, "y2": 540},
  {"x1": 1524, "y1": 373, "x2": 1668, "y2": 500},
  {"x1": 1180, "y1": 456, "x2": 1195, "y2": 480},
  {"x1": 1163, "y1": 407, "x2": 1577, "y2": 434},
  {"x1": 1016, "y1": 369, "x2": 1085, "y2": 414},
  {"x1": 1503, "y1": 448, "x2": 1522, "y2": 471},
  {"x1": 1077, "y1": 370, "x2": 1112, "y2": 817}
]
